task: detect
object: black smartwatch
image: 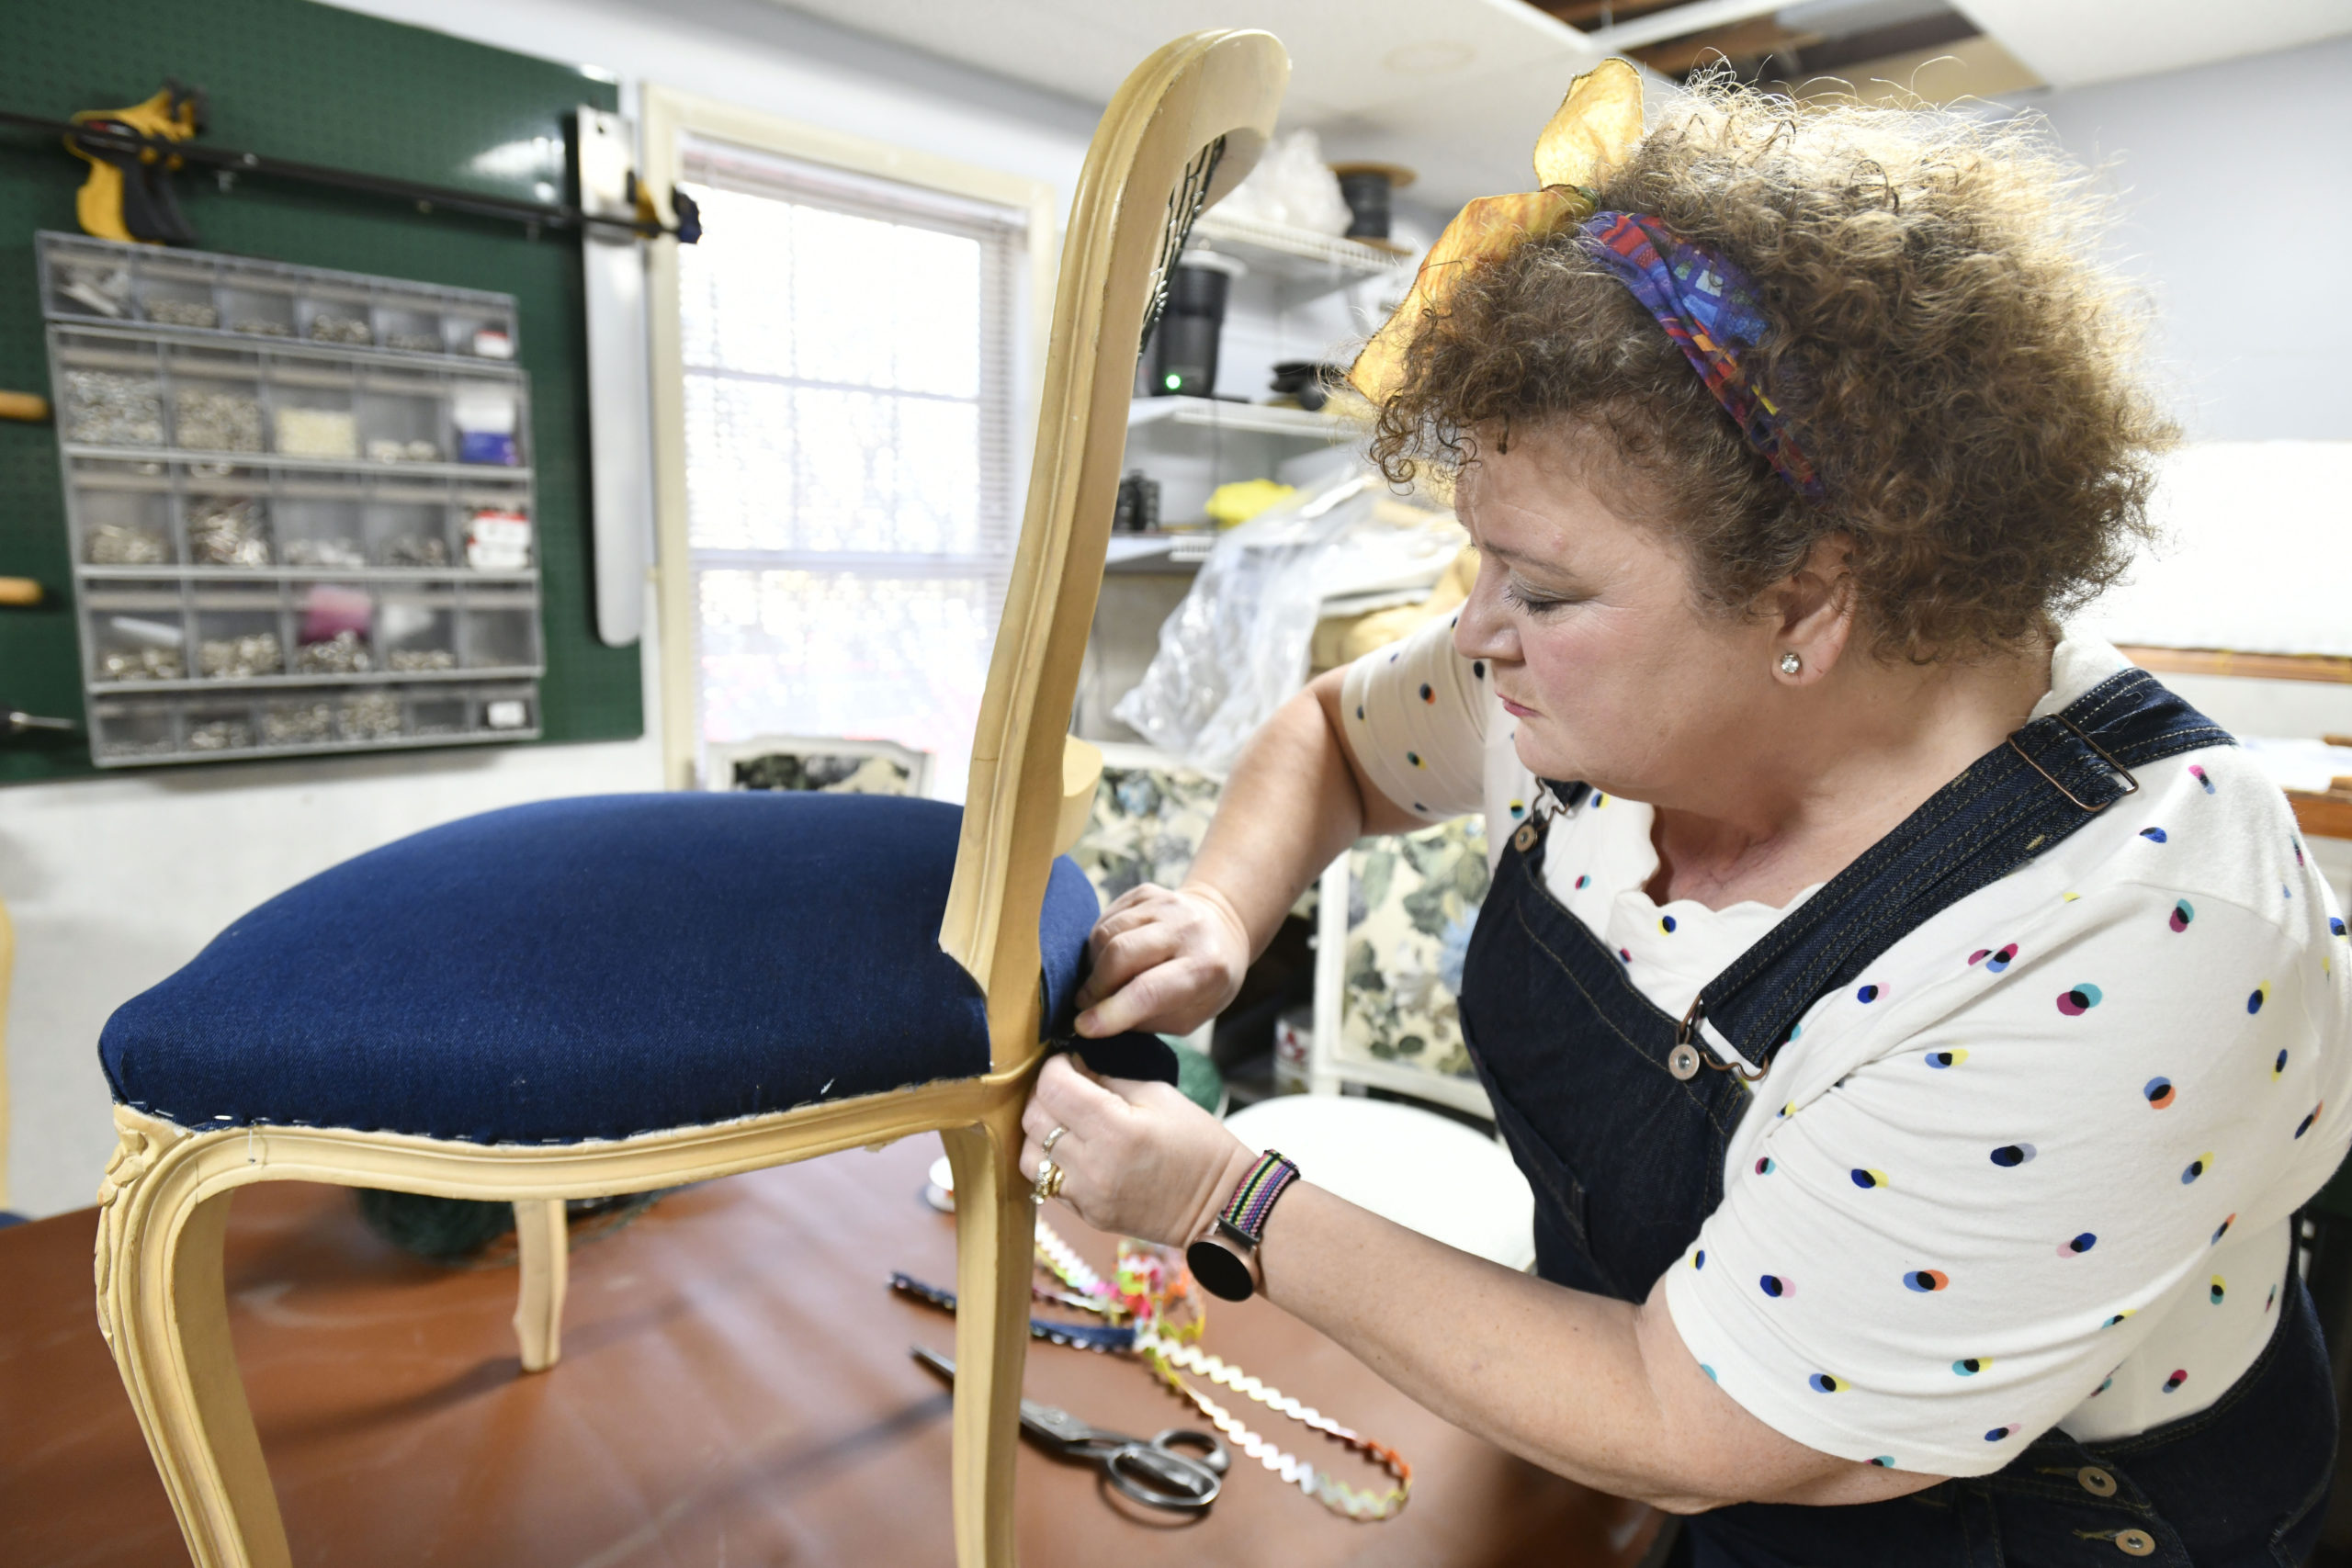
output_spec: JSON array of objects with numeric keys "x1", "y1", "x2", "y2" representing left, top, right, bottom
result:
[{"x1": 1185, "y1": 1151, "x2": 1301, "y2": 1302}]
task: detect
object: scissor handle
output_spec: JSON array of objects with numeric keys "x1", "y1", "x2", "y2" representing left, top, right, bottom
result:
[
  {"x1": 1149, "y1": 1427, "x2": 1229, "y2": 1476},
  {"x1": 1104, "y1": 1442, "x2": 1223, "y2": 1513}
]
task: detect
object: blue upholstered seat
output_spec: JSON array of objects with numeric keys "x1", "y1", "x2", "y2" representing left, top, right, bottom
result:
[{"x1": 101, "y1": 793, "x2": 1162, "y2": 1145}]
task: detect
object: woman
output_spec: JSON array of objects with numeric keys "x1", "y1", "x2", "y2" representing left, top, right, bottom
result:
[{"x1": 1027, "y1": 78, "x2": 2351, "y2": 1562}]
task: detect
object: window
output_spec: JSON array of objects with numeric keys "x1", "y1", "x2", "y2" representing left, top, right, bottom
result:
[{"x1": 675, "y1": 139, "x2": 1028, "y2": 795}]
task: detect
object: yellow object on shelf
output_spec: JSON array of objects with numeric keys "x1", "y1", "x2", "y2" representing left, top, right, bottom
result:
[{"x1": 1205, "y1": 478, "x2": 1295, "y2": 529}]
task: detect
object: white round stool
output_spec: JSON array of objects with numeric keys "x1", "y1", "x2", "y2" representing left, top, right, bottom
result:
[{"x1": 1224, "y1": 1093, "x2": 1535, "y2": 1270}]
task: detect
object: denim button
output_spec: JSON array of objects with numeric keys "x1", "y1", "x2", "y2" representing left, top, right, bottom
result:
[
  {"x1": 1512, "y1": 822, "x2": 1538, "y2": 853},
  {"x1": 2114, "y1": 1529, "x2": 2154, "y2": 1556},
  {"x1": 1668, "y1": 1044, "x2": 1702, "y2": 1080},
  {"x1": 2077, "y1": 1465, "x2": 2117, "y2": 1496}
]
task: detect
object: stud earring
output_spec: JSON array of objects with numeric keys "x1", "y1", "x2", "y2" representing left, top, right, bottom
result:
[{"x1": 1779, "y1": 651, "x2": 1803, "y2": 676}]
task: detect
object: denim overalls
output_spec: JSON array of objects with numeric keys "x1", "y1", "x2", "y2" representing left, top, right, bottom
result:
[{"x1": 1457, "y1": 669, "x2": 2336, "y2": 1564}]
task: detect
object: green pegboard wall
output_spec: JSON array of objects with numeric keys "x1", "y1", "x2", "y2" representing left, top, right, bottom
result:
[{"x1": 0, "y1": 0, "x2": 641, "y2": 783}]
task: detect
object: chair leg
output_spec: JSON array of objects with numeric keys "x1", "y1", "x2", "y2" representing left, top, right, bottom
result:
[
  {"x1": 511, "y1": 1199, "x2": 569, "y2": 1372},
  {"x1": 97, "y1": 1163, "x2": 293, "y2": 1568},
  {"x1": 942, "y1": 1100, "x2": 1032, "y2": 1568}
]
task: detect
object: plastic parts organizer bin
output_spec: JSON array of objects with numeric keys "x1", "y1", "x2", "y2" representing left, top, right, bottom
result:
[{"x1": 39, "y1": 232, "x2": 545, "y2": 767}]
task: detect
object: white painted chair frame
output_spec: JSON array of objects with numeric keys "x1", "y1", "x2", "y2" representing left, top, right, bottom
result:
[{"x1": 93, "y1": 32, "x2": 1286, "y2": 1568}]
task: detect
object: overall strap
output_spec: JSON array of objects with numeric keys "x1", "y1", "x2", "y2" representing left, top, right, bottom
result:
[{"x1": 1690, "y1": 668, "x2": 2230, "y2": 1070}]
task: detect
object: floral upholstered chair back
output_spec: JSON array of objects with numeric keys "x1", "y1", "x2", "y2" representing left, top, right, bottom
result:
[
  {"x1": 1322, "y1": 818, "x2": 1492, "y2": 1113},
  {"x1": 1063, "y1": 752, "x2": 1493, "y2": 1117},
  {"x1": 1066, "y1": 761, "x2": 1225, "y2": 908},
  {"x1": 704, "y1": 736, "x2": 933, "y2": 798}
]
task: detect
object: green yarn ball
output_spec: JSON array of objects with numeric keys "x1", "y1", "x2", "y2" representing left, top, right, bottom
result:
[
  {"x1": 354, "y1": 1189, "x2": 666, "y2": 1266},
  {"x1": 1164, "y1": 1034, "x2": 1226, "y2": 1116},
  {"x1": 353, "y1": 1190, "x2": 515, "y2": 1264}
]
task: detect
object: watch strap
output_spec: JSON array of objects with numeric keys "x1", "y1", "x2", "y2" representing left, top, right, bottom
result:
[{"x1": 1217, "y1": 1150, "x2": 1301, "y2": 1245}]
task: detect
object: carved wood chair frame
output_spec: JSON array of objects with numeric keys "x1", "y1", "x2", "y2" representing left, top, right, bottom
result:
[{"x1": 93, "y1": 31, "x2": 1286, "y2": 1568}]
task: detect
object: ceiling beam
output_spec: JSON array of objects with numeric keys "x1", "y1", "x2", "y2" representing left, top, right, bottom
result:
[
  {"x1": 1583, "y1": 0, "x2": 1794, "y2": 53},
  {"x1": 1529, "y1": 0, "x2": 1693, "y2": 28},
  {"x1": 1634, "y1": 19, "x2": 1822, "y2": 74}
]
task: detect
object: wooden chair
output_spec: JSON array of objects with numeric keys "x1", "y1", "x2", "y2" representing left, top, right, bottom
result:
[{"x1": 89, "y1": 31, "x2": 1286, "y2": 1568}]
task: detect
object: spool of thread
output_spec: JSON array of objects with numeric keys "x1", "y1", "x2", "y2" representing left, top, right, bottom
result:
[{"x1": 1328, "y1": 163, "x2": 1417, "y2": 244}]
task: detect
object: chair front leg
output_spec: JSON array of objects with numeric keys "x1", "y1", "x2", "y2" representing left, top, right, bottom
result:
[
  {"x1": 511, "y1": 1199, "x2": 569, "y2": 1372},
  {"x1": 96, "y1": 1122, "x2": 292, "y2": 1568},
  {"x1": 941, "y1": 1096, "x2": 1034, "y2": 1568}
]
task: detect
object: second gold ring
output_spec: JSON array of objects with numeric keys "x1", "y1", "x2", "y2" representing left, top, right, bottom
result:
[{"x1": 1032, "y1": 1158, "x2": 1066, "y2": 1205}]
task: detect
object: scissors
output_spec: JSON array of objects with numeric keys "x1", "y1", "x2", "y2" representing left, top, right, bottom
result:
[{"x1": 910, "y1": 1345, "x2": 1228, "y2": 1514}]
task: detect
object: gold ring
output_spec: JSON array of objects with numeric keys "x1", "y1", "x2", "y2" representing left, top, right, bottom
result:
[
  {"x1": 1032, "y1": 1158, "x2": 1062, "y2": 1205},
  {"x1": 1041, "y1": 1125, "x2": 1069, "y2": 1158}
]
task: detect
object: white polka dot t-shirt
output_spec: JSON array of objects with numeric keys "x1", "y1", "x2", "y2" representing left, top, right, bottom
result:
[{"x1": 1341, "y1": 616, "x2": 2352, "y2": 1477}]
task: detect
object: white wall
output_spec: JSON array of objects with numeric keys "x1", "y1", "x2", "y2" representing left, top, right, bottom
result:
[
  {"x1": 2025, "y1": 31, "x2": 2352, "y2": 443},
  {"x1": 1, "y1": 0, "x2": 1119, "y2": 1217}
]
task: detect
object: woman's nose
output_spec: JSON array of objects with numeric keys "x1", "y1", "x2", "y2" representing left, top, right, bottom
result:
[{"x1": 1454, "y1": 562, "x2": 1520, "y2": 665}]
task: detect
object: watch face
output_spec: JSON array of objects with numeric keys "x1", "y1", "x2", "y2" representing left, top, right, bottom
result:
[{"x1": 1187, "y1": 1237, "x2": 1255, "y2": 1302}]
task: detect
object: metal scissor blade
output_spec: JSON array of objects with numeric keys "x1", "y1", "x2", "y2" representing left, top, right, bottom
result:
[
  {"x1": 908, "y1": 1346, "x2": 1219, "y2": 1514},
  {"x1": 909, "y1": 1346, "x2": 1096, "y2": 1447}
]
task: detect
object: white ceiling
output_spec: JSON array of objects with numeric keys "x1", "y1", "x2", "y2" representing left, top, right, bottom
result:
[
  {"x1": 758, "y1": 0, "x2": 1611, "y2": 207},
  {"x1": 760, "y1": 0, "x2": 2352, "y2": 203},
  {"x1": 1951, "y1": 0, "x2": 2352, "y2": 88}
]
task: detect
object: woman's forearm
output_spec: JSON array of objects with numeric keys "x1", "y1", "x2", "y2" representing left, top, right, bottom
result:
[
  {"x1": 1252, "y1": 1179, "x2": 1690, "y2": 1506},
  {"x1": 1183, "y1": 670, "x2": 1420, "y2": 959},
  {"x1": 1251, "y1": 1179, "x2": 1940, "y2": 1512}
]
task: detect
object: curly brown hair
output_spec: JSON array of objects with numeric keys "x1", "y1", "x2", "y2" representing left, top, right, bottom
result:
[{"x1": 1367, "y1": 80, "x2": 2177, "y2": 660}]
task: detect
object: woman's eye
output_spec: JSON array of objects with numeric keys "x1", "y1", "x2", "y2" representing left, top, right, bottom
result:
[{"x1": 1500, "y1": 579, "x2": 1574, "y2": 615}]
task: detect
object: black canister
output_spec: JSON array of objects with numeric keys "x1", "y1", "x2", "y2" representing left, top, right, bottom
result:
[{"x1": 1150, "y1": 253, "x2": 1243, "y2": 397}]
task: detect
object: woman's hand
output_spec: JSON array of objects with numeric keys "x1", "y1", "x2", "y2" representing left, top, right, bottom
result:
[
  {"x1": 1017, "y1": 1055, "x2": 1255, "y2": 1248},
  {"x1": 1072, "y1": 882, "x2": 1252, "y2": 1038}
]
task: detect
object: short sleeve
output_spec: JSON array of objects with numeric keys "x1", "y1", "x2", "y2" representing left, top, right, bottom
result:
[
  {"x1": 1339, "y1": 612, "x2": 1490, "y2": 822},
  {"x1": 1661, "y1": 883, "x2": 2335, "y2": 1477}
]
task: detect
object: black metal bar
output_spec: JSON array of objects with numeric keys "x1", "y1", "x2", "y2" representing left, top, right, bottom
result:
[{"x1": 0, "y1": 107, "x2": 687, "y2": 239}]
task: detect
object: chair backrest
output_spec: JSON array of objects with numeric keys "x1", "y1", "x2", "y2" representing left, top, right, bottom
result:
[
  {"x1": 1311, "y1": 828, "x2": 1498, "y2": 1121},
  {"x1": 940, "y1": 31, "x2": 1287, "y2": 1070},
  {"x1": 702, "y1": 735, "x2": 933, "y2": 798}
]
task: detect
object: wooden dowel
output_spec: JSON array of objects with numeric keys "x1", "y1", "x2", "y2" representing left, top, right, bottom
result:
[{"x1": 0, "y1": 391, "x2": 51, "y2": 423}]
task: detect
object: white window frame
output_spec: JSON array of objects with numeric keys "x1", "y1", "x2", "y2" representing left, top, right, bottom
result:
[{"x1": 642, "y1": 85, "x2": 1059, "y2": 791}]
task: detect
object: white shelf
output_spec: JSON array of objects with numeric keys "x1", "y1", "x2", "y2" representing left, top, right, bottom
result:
[
  {"x1": 1188, "y1": 210, "x2": 1416, "y2": 295},
  {"x1": 1104, "y1": 532, "x2": 1217, "y2": 571},
  {"x1": 62, "y1": 446, "x2": 533, "y2": 483},
  {"x1": 1127, "y1": 396, "x2": 1345, "y2": 441}
]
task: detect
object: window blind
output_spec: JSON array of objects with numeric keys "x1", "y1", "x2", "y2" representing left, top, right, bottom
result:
[{"x1": 678, "y1": 138, "x2": 1027, "y2": 793}]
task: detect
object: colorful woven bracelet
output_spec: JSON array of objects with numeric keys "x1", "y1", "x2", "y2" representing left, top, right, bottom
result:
[{"x1": 1219, "y1": 1150, "x2": 1301, "y2": 1246}]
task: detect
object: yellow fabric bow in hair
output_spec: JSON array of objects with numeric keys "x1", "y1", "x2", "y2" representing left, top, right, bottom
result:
[{"x1": 1348, "y1": 59, "x2": 1645, "y2": 404}]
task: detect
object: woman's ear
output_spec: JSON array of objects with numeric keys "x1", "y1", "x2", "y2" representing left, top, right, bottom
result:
[{"x1": 1770, "y1": 533, "x2": 1857, "y2": 685}]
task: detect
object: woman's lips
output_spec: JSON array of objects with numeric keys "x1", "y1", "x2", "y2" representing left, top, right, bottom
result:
[{"x1": 1498, "y1": 694, "x2": 1536, "y2": 719}]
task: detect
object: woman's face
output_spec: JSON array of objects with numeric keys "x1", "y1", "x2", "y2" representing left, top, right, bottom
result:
[{"x1": 1452, "y1": 426, "x2": 1785, "y2": 808}]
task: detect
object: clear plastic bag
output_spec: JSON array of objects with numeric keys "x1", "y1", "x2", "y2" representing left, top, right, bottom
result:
[
  {"x1": 1209, "y1": 130, "x2": 1352, "y2": 236},
  {"x1": 1114, "y1": 473, "x2": 1464, "y2": 771}
]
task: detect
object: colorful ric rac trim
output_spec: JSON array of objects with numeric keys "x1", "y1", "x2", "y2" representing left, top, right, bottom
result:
[{"x1": 1033, "y1": 1217, "x2": 1413, "y2": 1522}]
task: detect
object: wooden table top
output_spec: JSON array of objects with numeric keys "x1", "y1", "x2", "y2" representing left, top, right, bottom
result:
[{"x1": 0, "y1": 1135, "x2": 1658, "y2": 1567}]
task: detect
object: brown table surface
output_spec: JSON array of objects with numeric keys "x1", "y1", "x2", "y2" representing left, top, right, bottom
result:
[{"x1": 1, "y1": 1136, "x2": 1660, "y2": 1566}]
